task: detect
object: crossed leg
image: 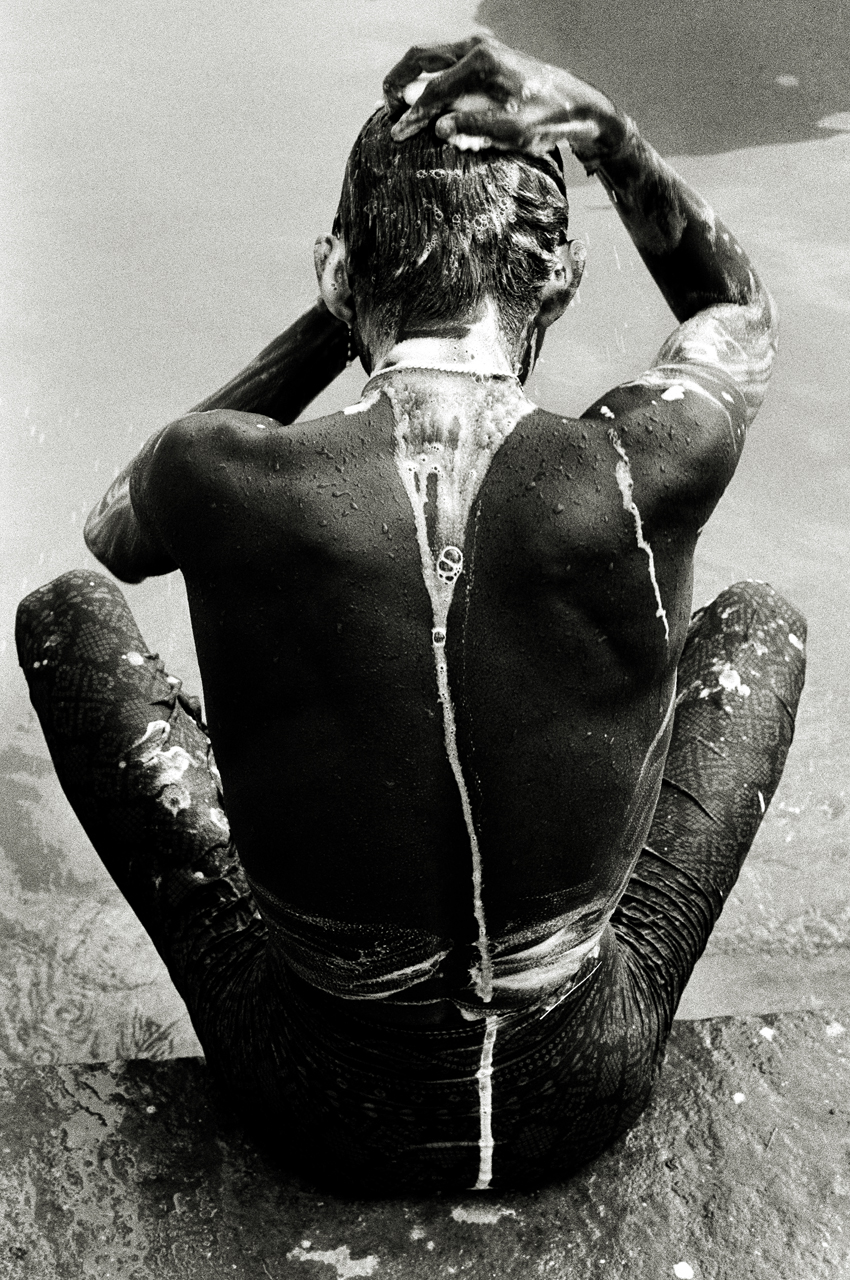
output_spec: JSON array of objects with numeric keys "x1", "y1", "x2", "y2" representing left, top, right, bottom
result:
[
  {"x1": 612, "y1": 579, "x2": 807, "y2": 1040},
  {"x1": 16, "y1": 571, "x2": 806, "y2": 1188},
  {"x1": 14, "y1": 570, "x2": 277, "y2": 1111}
]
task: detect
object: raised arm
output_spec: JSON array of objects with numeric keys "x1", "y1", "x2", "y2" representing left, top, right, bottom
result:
[
  {"x1": 385, "y1": 37, "x2": 777, "y2": 425},
  {"x1": 189, "y1": 299, "x2": 348, "y2": 420},
  {"x1": 84, "y1": 300, "x2": 348, "y2": 582}
]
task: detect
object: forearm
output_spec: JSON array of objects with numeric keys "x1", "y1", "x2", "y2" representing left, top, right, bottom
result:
[
  {"x1": 581, "y1": 116, "x2": 777, "y2": 421},
  {"x1": 191, "y1": 299, "x2": 349, "y2": 423},
  {"x1": 588, "y1": 120, "x2": 769, "y2": 323},
  {"x1": 387, "y1": 39, "x2": 776, "y2": 354}
]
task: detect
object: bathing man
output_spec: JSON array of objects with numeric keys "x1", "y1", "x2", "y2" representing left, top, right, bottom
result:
[{"x1": 17, "y1": 38, "x2": 806, "y2": 1192}]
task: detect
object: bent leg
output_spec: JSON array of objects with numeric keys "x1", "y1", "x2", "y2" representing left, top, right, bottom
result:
[
  {"x1": 612, "y1": 580, "x2": 807, "y2": 1033},
  {"x1": 15, "y1": 571, "x2": 272, "y2": 1097}
]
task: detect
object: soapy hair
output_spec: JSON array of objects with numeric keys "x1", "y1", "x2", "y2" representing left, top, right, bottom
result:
[{"x1": 333, "y1": 107, "x2": 570, "y2": 351}]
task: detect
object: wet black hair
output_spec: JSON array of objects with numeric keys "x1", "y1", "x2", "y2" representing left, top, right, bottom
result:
[{"x1": 333, "y1": 107, "x2": 570, "y2": 353}]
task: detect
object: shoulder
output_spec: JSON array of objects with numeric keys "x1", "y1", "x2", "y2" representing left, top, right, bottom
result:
[
  {"x1": 578, "y1": 362, "x2": 748, "y2": 526},
  {"x1": 126, "y1": 409, "x2": 290, "y2": 554},
  {"x1": 136, "y1": 409, "x2": 292, "y2": 497},
  {"x1": 150, "y1": 408, "x2": 280, "y2": 465}
]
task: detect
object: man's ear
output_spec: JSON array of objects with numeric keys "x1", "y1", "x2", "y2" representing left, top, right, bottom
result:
[
  {"x1": 314, "y1": 234, "x2": 354, "y2": 325},
  {"x1": 537, "y1": 240, "x2": 586, "y2": 330}
]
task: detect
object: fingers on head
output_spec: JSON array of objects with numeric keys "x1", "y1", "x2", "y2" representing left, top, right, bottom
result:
[
  {"x1": 436, "y1": 110, "x2": 522, "y2": 147},
  {"x1": 390, "y1": 109, "x2": 429, "y2": 142},
  {"x1": 383, "y1": 37, "x2": 484, "y2": 105}
]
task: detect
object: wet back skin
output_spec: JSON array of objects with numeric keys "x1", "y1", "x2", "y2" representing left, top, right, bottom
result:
[
  {"x1": 87, "y1": 37, "x2": 772, "y2": 1021},
  {"x1": 132, "y1": 361, "x2": 742, "y2": 1007}
]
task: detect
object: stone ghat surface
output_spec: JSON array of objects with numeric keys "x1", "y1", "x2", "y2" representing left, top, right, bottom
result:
[{"x1": 1, "y1": 1009, "x2": 850, "y2": 1280}]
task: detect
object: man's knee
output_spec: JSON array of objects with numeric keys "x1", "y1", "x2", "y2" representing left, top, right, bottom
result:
[
  {"x1": 677, "y1": 579, "x2": 806, "y2": 736},
  {"x1": 16, "y1": 569, "x2": 128, "y2": 670},
  {"x1": 710, "y1": 579, "x2": 806, "y2": 648},
  {"x1": 696, "y1": 580, "x2": 806, "y2": 683}
]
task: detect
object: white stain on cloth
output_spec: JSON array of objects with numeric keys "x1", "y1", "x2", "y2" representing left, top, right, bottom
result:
[
  {"x1": 451, "y1": 1204, "x2": 518, "y2": 1225},
  {"x1": 760, "y1": 1026, "x2": 776, "y2": 1042},
  {"x1": 125, "y1": 719, "x2": 197, "y2": 812},
  {"x1": 661, "y1": 384, "x2": 685, "y2": 401},
  {"x1": 826, "y1": 1021, "x2": 845, "y2": 1037},
  {"x1": 673, "y1": 1265, "x2": 695, "y2": 1280},
  {"x1": 472, "y1": 1015, "x2": 499, "y2": 1190},
  {"x1": 733, "y1": 1092, "x2": 746, "y2": 1104},
  {"x1": 608, "y1": 429, "x2": 669, "y2": 642},
  {"x1": 285, "y1": 1245, "x2": 379, "y2": 1278},
  {"x1": 699, "y1": 662, "x2": 751, "y2": 699},
  {"x1": 209, "y1": 807, "x2": 230, "y2": 832},
  {"x1": 488, "y1": 927, "x2": 603, "y2": 997}
]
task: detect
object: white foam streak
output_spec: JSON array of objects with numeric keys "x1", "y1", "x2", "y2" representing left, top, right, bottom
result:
[
  {"x1": 608, "y1": 429, "x2": 669, "y2": 643},
  {"x1": 473, "y1": 1015, "x2": 499, "y2": 1190},
  {"x1": 385, "y1": 380, "x2": 531, "y2": 1002},
  {"x1": 383, "y1": 377, "x2": 533, "y2": 1190}
]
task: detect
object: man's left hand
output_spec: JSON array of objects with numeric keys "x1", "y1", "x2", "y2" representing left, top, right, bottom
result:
[{"x1": 384, "y1": 36, "x2": 627, "y2": 161}]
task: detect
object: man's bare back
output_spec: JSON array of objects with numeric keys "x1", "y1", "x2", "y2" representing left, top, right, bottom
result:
[{"x1": 121, "y1": 345, "x2": 745, "y2": 1018}]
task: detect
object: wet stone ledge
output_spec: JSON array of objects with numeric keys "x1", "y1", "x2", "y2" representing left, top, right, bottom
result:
[{"x1": 1, "y1": 1009, "x2": 849, "y2": 1280}]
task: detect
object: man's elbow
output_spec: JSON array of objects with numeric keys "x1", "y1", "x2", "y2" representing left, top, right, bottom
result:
[
  {"x1": 83, "y1": 504, "x2": 175, "y2": 584},
  {"x1": 737, "y1": 287, "x2": 779, "y2": 426}
]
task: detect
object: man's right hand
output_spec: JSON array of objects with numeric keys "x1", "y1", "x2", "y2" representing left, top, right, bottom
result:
[{"x1": 384, "y1": 36, "x2": 628, "y2": 163}]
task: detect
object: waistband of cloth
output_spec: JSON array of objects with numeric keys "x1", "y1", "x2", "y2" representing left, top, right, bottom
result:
[{"x1": 246, "y1": 874, "x2": 609, "y2": 1020}]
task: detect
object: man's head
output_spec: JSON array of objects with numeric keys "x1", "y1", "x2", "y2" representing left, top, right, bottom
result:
[{"x1": 315, "y1": 107, "x2": 582, "y2": 375}]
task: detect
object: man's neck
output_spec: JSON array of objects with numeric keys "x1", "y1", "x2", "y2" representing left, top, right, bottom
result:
[{"x1": 370, "y1": 300, "x2": 521, "y2": 379}]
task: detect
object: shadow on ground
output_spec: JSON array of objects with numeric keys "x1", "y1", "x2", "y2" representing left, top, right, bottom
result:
[{"x1": 478, "y1": 0, "x2": 850, "y2": 154}]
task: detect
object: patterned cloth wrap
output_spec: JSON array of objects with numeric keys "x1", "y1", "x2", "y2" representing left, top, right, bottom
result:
[{"x1": 16, "y1": 571, "x2": 805, "y2": 1192}]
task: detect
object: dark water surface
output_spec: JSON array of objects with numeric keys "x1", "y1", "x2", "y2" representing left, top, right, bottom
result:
[
  {"x1": 482, "y1": 0, "x2": 850, "y2": 154},
  {"x1": 1, "y1": 0, "x2": 849, "y2": 1062}
]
